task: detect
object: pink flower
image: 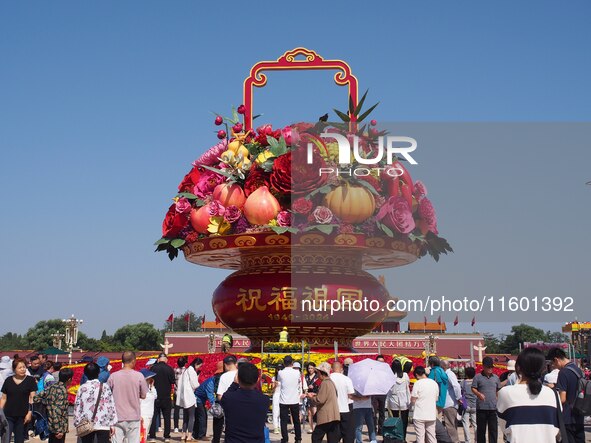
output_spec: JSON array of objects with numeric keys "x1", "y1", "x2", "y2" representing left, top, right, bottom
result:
[
  {"x1": 418, "y1": 197, "x2": 438, "y2": 234},
  {"x1": 339, "y1": 224, "x2": 355, "y2": 234},
  {"x1": 175, "y1": 197, "x2": 192, "y2": 214},
  {"x1": 376, "y1": 196, "x2": 416, "y2": 234},
  {"x1": 257, "y1": 124, "x2": 273, "y2": 135},
  {"x1": 208, "y1": 200, "x2": 225, "y2": 217},
  {"x1": 281, "y1": 126, "x2": 294, "y2": 145},
  {"x1": 193, "y1": 170, "x2": 223, "y2": 198},
  {"x1": 413, "y1": 180, "x2": 428, "y2": 199},
  {"x1": 193, "y1": 141, "x2": 228, "y2": 167},
  {"x1": 312, "y1": 206, "x2": 334, "y2": 224},
  {"x1": 277, "y1": 211, "x2": 292, "y2": 227},
  {"x1": 224, "y1": 205, "x2": 241, "y2": 223},
  {"x1": 292, "y1": 197, "x2": 313, "y2": 214}
]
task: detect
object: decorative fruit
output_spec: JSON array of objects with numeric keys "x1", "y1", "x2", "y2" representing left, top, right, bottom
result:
[
  {"x1": 370, "y1": 119, "x2": 377, "y2": 126},
  {"x1": 189, "y1": 204, "x2": 213, "y2": 234},
  {"x1": 213, "y1": 183, "x2": 246, "y2": 208},
  {"x1": 220, "y1": 146, "x2": 251, "y2": 168},
  {"x1": 214, "y1": 116, "x2": 223, "y2": 126},
  {"x1": 232, "y1": 123, "x2": 243, "y2": 133},
  {"x1": 324, "y1": 184, "x2": 376, "y2": 223},
  {"x1": 243, "y1": 186, "x2": 280, "y2": 225},
  {"x1": 217, "y1": 130, "x2": 226, "y2": 139},
  {"x1": 227, "y1": 140, "x2": 244, "y2": 153},
  {"x1": 237, "y1": 104, "x2": 246, "y2": 114}
]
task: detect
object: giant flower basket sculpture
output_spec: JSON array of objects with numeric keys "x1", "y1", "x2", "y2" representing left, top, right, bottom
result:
[{"x1": 156, "y1": 48, "x2": 452, "y2": 349}]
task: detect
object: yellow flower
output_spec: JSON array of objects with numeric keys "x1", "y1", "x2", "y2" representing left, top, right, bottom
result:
[
  {"x1": 256, "y1": 150, "x2": 275, "y2": 166},
  {"x1": 207, "y1": 216, "x2": 231, "y2": 236}
]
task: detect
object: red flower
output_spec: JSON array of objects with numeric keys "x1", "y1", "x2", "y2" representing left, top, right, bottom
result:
[
  {"x1": 292, "y1": 197, "x2": 313, "y2": 214},
  {"x1": 177, "y1": 167, "x2": 201, "y2": 193},
  {"x1": 185, "y1": 231, "x2": 199, "y2": 243},
  {"x1": 162, "y1": 204, "x2": 189, "y2": 238},
  {"x1": 244, "y1": 166, "x2": 271, "y2": 197},
  {"x1": 270, "y1": 150, "x2": 327, "y2": 195}
]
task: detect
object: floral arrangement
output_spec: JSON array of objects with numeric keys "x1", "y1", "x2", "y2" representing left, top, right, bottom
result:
[
  {"x1": 155, "y1": 94, "x2": 452, "y2": 261},
  {"x1": 263, "y1": 341, "x2": 310, "y2": 353}
]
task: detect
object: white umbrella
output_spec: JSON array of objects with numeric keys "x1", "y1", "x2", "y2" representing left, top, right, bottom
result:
[{"x1": 347, "y1": 358, "x2": 397, "y2": 396}]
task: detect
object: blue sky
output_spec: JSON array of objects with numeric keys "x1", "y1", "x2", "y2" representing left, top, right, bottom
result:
[{"x1": 1, "y1": 1, "x2": 590, "y2": 338}]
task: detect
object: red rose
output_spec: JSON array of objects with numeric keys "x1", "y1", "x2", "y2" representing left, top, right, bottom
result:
[
  {"x1": 162, "y1": 204, "x2": 189, "y2": 238},
  {"x1": 177, "y1": 167, "x2": 201, "y2": 193},
  {"x1": 270, "y1": 150, "x2": 327, "y2": 195},
  {"x1": 292, "y1": 197, "x2": 313, "y2": 214},
  {"x1": 244, "y1": 166, "x2": 271, "y2": 196}
]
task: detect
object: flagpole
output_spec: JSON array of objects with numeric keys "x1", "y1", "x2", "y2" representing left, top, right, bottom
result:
[{"x1": 171, "y1": 313, "x2": 174, "y2": 332}]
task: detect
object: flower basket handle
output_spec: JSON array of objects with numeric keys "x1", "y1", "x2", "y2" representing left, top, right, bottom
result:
[{"x1": 243, "y1": 48, "x2": 359, "y2": 131}]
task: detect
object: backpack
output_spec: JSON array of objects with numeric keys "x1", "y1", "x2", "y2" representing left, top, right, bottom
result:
[
  {"x1": 565, "y1": 365, "x2": 591, "y2": 416},
  {"x1": 33, "y1": 411, "x2": 50, "y2": 440}
]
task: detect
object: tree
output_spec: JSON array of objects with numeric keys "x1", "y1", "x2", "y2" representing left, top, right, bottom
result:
[
  {"x1": 112, "y1": 323, "x2": 161, "y2": 351},
  {"x1": 546, "y1": 331, "x2": 569, "y2": 344},
  {"x1": 501, "y1": 324, "x2": 549, "y2": 354},
  {"x1": 164, "y1": 311, "x2": 204, "y2": 332},
  {"x1": 482, "y1": 332, "x2": 503, "y2": 354},
  {"x1": 23, "y1": 319, "x2": 68, "y2": 351},
  {"x1": 0, "y1": 332, "x2": 25, "y2": 351}
]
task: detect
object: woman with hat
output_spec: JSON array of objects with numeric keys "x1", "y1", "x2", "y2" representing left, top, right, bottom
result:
[
  {"x1": 306, "y1": 362, "x2": 340, "y2": 443},
  {"x1": 139, "y1": 368, "x2": 157, "y2": 443}
]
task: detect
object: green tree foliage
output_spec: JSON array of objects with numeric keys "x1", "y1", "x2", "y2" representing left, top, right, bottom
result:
[
  {"x1": 0, "y1": 332, "x2": 26, "y2": 351},
  {"x1": 482, "y1": 332, "x2": 503, "y2": 354},
  {"x1": 112, "y1": 323, "x2": 161, "y2": 351},
  {"x1": 484, "y1": 324, "x2": 571, "y2": 355},
  {"x1": 23, "y1": 319, "x2": 68, "y2": 351}
]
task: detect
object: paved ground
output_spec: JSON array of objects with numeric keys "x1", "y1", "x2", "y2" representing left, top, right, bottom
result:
[{"x1": 50, "y1": 416, "x2": 591, "y2": 442}]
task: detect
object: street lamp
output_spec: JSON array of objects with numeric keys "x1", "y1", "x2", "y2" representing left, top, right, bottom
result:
[
  {"x1": 62, "y1": 314, "x2": 83, "y2": 364},
  {"x1": 51, "y1": 331, "x2": 65, "y2": 362}
]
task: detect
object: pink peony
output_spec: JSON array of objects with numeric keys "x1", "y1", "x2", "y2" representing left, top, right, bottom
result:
[
  {"x1": 292, "y1": 197, "x2": 313, "y2": 214},
  {"x1": 224, "y1": 205, "x2": 242, "y2": 223},
  {"x1": 175, "y1": 197, "x2": 192, "y2": 214},
  {"x1": 277, "y1": 211, "x2": 292, "y2": 227},
  {"x1": 281, "y1": 126, "x2": 294, "y2": 145},
  {"x1": 418, "y1": 197, "x2": 438, "y2": 234},
  {"x1": 312, "y1": 206, "x2": 334, "y2": 224},
  {"x1": 193, "y1": 170, "x2": 224, "y2": 198},
  {"x1": 208, "y1": 200, "x2": 225, "y2": 217},
  {"x1": 376, "y1": 196, "x2": 416, "y2": 234},
  {"x1": 413, "y1": 180, "x2": 428, "y2": 199},
  {"x1": 193, "y1": 141, "x2": 228, "y2": 167}
]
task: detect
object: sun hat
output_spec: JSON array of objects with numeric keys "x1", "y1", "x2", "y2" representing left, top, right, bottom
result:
[
  {"x1": 140, "y1": 368, "x2": 156, "y2": 379},
  {"x1": 293, "y1": 362, "x2": 301, "y2": 369},
  {"x1": 146, "y1": 358, "x2": 157, "y2": 366},
  {"x1": 316, "y1": 362, "x2": 332, "y2": 375},
  {"x1": 97, "y1": 356, "x2": 110, "y2": 368},
  {"x1": 343, "y1": 357, "x2": 354, "y2": 365},
  {"x1": 0, "y1": 356, "x2": 11, "y2": 370},
  {"x1": 506, "y1": 360, "x2": 516, "y2": 371}
]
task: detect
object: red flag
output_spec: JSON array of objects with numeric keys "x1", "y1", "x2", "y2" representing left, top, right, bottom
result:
[
  {"x1": 471, "y1": 316, "x2": 476, "y2": 327},
  {"x1": 453, "y1": 315, "x2": 459, "y2": 326},
  {"x1": 437, "y1": 315, "x2": 442, "y2": 325},
  {"x1": 423, "y1": 316, "x2": 427, "y2": 325},
  {"x1": 184, "y1": 313, "x2": 190, "y2": 323},
  {"x1": 166, "y1": 313, "x2": 173, "y2": 323}
]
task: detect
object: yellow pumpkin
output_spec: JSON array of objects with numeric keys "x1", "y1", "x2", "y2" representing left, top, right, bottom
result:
[{"x1": 324, "y1": 184, "x2": 376, "y2": 223}]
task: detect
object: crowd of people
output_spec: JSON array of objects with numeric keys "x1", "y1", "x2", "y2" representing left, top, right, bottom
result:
[{"x1": 0, "y1": 346, "x2": 589, "y2": 443}]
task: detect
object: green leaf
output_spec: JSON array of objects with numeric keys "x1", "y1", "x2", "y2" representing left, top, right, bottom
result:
[
  {"x1": 154, "y1": 238, "x2": 170, "y2": 246},
  {"x1": 378, "y1": 222, "x2": 395, "y2": 238},
  {"x1": 354, "y1": 90, "x2": 369, "y2": 117},
  {"x1": 171, "y1": 238, "x2": 186, "y2": 248},
  {"x1": 231, "y1": 107, "x2": 239, "y2": 124},
  {"x1": 315, "y1": 224, "x2": 335, "y2": 235},
  {"x1": 355, "y1": 178, "x2": 380, "y2": 195},
  {"x1": 253, "y1": 114, "x2": 262, "y2": 120},
  {"x1": 177, "y1": 192, "x2": 199, "y2": 200},
  {"x1": 333, "y1": 108, "x2": 350, "y2": 122},
  {"x1": 155, "y1": 243, "x2": 169, "y2": 252},
  {"x1": 270, "y1": 226, "x2": 289, "y2": 234},
  {"x1": 349, "y1": 94, "x2": 355, "y2": 115},
  {"x1": 306, "y1": 184, "x2": 332, "y2": 198},
  {"x1": 357, "y1": 102, "x2": 380, "y2": 123},
  {"x1": 266, "y1": 136, "x2": 279, "y2": 149},
  {"x1": 200, "y1": 164, "x2": 234, "y2": 179}
]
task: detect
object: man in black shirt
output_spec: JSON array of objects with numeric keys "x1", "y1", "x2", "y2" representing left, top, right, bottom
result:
[
  {"x1": 220, "y1": 362, "x2": 270, "y2": 443},
  {"x1": 27, "y1": 355, "x2": 43, "y2": 382},
  {"x1": 548, "y1": 348, "x2": 585, "y2": 443},
  {"x1": 148, "y1": 353, "x2": 176, "y2": 442}
]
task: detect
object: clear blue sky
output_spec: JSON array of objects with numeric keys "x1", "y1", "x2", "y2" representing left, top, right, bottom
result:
[{"x1": 1, "y1": 1, "x2": 590, "y2": 338}]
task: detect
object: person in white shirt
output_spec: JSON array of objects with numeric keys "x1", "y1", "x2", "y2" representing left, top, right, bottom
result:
[
  {"x1": 411, "y1": 366, "x2": 439, "y2": 443},
  {"x1": 215, "y1": 355, "x2": 238, "y2": 443},
  {"x1": 272, "y1": 364, "x2": 284, "y2": 435},
  {"x1": 140, "y1": 369, "x2": 157, "y2": 442},
  {"x1": 277, "y1": 356, "x2": 302, "y2": 443},
  {"x1": 386, "y1": 359, "x2": 411, "y2": 440},
  {"x1": 497, "y1": 347, "x2": 560, "y2": 443},
  {"x1": 440, "y1": 360, "x2": 462, "y2": 442},
  {"x1": 176, "y1": 357, "x2": 202, "y2": 442},
  {"x1": 331, "y1": 361, "x2": 355, "y2": 443}
]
